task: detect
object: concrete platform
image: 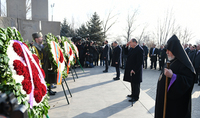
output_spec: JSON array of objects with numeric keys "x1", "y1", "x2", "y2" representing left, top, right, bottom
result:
[{"x1": 48, "y1": 66, "x2": 154, "y2": 118}]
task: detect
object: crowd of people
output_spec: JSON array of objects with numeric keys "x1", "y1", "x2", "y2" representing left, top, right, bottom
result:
[
  {"x1": 74, "y1": 37, "x2": 200, "y2": 87},
  {"x1": 31, "y1": 31, "x2": 199, "y2": 117}
]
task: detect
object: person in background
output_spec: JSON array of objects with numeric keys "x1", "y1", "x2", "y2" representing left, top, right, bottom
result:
[
  {"x1": 150, "y1": 44, "x2": 158, "y2": 70},
  {"x1": 194, "y1": 44, "x2": 200, "y2": 85},
  {"x1": 102, "y1": 40, "x2": 110, "y2": 72},
  {"x1": 32, "y1": 32, "x2": 56, "y2": 95},
  {"x1": 158, "y1": 45, "x2": 166, "y2": 71},
  {"x1": 184, "y1": 44, "x2": 190, "y2": 54},
  {"x1": 112, "y1": 41, "x2": 122, "y2": 80},
  {"x1": 142, "y1": 43, "x2": 148, "y2": 69}
]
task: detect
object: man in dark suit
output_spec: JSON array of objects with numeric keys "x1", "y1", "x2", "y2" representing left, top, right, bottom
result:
[
  {"x1": 188, "y1": 45, "x2": 196, "y2": 65},
  {"x1": 123, "y1": 38, "x2": 144, "y2": 102},
  {"x1": 150, "y1": 44, "x2": 158, "y2": 69},
  {"x1": 102, "y1": 40, "x2": 110, "y2": 72},
  {"x1": 142, "y1": 43, "x2": 148, "y2": 69},
  {"x1": 194, "y1": 44, "x2": 200, "y2": 85},
  {"x1": 184, "y1": 44, "x2": 190, "y2": 54},
  {"x1": 112, "y1": 41, "x2": 122, "y2": 80},
  {"x1": 158, "y1": 45, "x2": 166, "y2": 70}
]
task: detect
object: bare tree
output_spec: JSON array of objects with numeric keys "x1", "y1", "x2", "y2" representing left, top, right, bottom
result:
[
  {"x1": 0, "y1": 0, "x2": 7, "y2": 16},
  {"x1": 115, "y1": 36, "x2": 123, "y2": 45},
  {"x1": 154, "y1": 9, "x2": 180, "y2": 45},
  {"x1": 179, "y1": 27, "x2": 194, "y2": 45},
  {"x1": 102, "y1": 9, "x2": 119, "y2": 40},
  {"x1": 26, "y1": 0, "x2": 31, "y2": 19},
  {"x1": 137, "y1": 24, "x2": 148, "y2": 44},
  {"x1": 123, "y1": 9, "x2": 138, "y2": 42}
]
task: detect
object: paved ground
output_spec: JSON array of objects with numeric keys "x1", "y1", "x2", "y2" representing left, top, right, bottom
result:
[{"x1": 48, "y1": 59, "x2": 200, "y2": 118}]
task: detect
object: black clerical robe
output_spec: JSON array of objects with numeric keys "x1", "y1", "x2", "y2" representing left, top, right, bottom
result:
[{"x1": 155, "y1": 58, "x2": 195, "y2": 118}]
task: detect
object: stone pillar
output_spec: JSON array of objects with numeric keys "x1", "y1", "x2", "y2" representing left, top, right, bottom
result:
[
  {"x1": 7, "y1": 0, "x2": 26, "y2": 19},
  {"x1": 32, "y1": 0, "x2": 48, "y2": 21},
  {"x1": 0, "y1": 0, "x2": 1, "y2": 16}
]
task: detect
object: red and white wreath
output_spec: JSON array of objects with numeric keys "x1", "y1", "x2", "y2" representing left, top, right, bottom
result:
[{"x1": 7, "y1": 40, "x2": 47, "y2": 108}]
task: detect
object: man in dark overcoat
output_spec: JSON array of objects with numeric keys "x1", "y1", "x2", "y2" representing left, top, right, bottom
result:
[
  {"x1": 158, "y1": 45, "x2": 166, "y2": 70},
  {"x1": 112, "y1": 41, "x2": 122, "y2": 80},
  {"x1": 123, "y1": 38, "x2": 144, "y2": 102},
  {"x1": 142, "y1": 43, "x2": 148, "y2": 69},
  {"x1": 194, "y1": 44, "x2": 200, "y2": 85},
  {"x1": 155, "y1": 35, "x2": 195, "y2": 118},
  {"x1": 150, "y1": 44, "x2": 158, "y2": 69},
  {"x1": 102, "y1": 40, "x2": 110, "y2": 72}
]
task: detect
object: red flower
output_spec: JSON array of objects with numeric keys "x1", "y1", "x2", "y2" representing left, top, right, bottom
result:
[
  {"x1": 34, "y1": 88, "x2": 43, "y2": 103},
  {"x1": 13, "y1": 42, "x2": 24, "y2": 57},
  {"x1": 59, "y1": 49, "x2": 64, "y2": 63},
  {"x1": 41, "y1": 68, "x2": 45, "y2": 78},
  {"x1": 69, "y1": 48, "x2": 72, "y2": 56},
  {"x1": 21, "y1": 79, "x2": 32, "y2": 94},
  {"x1": 13, "y1": 60, "x2": 25, "y2": 75},
  {"x1": 33, "y1": 72, "x2": 40, "y2": 82},
  {"x1": 23, "y1": 67, "x2": 30, "y2": 80},
  {"x1": 23, "y1": 42, "x2": 29, "y2": 49},
  {"x1": 32, "y1": 54, "x2": 40, "y2": 65},
  {"x1": 41, "y1": 84, "x2": 47, "y2": 96}
]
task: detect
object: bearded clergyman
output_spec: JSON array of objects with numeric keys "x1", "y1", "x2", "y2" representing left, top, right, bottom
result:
[{"x1": 155, "y1": 35, "x2": 195, "y2": 118}]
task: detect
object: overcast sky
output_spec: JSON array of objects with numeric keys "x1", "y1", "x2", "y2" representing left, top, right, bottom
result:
[{"x1": 48, "y1": 0, "x2": 200, "y2": 44}]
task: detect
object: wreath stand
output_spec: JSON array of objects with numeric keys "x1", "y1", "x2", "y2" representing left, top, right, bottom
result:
[{"x1": 61, "y1": 76, "x2": 72, "y2": 104}]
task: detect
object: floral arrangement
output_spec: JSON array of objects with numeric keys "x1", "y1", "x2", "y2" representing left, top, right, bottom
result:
[
  {"x1": 0, "y1": 27, "x2": 49, "y2": 118},
  {"x1": 62, "y1": 37, "x2": 76, "y2": 66},
  {"x1": 45, "y1": 33, "x2": 66, "y2": 82},
  {"x1": 71, "y1": 42, "x2": 79, "y2": 58}
]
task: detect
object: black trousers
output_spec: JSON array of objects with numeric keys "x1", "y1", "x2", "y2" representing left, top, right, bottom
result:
[
  {"x1": 195, "y1": 68, "x2": 200, "y2": 83},
  {"x1": 115, "y1": 65, "x2": 120, "y2": 78},
  {"x1": 105, "y1": 59, "x2": 108, "y2": 71},
  {"x1": 143, "y1": 57, "x2": 147, "y2": 69},
  {"x1": 131, "y1": 82, "x2": 140, "y2": 100},
  {"x1": 159, "y1": 60, "x2": 164, "y2": 70},
  {"x1": 151, "y1": 60, "x2": 157, "y2": 69}
]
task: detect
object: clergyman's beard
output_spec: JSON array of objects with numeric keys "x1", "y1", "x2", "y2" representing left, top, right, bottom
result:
[{"x1": 168, "y1": 55, "x2": 175, "y2": 61}]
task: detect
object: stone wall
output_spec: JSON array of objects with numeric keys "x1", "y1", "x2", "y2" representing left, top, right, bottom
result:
[{"x1": 0, "y1": 17, "x2": 60, "y2": 42}]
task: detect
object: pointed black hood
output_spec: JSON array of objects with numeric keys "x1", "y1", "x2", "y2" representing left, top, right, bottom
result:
[{"x1": 166, "y1": 35, "x2": 195, "y2": 74}]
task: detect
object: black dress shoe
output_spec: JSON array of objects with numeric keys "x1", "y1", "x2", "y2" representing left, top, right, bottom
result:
[
  {"x1": 128, "y1": 98, "x2": 138, "y2": 102},
  {"x1": 49, "y1": 91, "x2": 56, "y2": 95},
  {"x1": 198, "y1": 83, "x2": 200, "y2": 86},
  {"x1": 103, "y1": 70, "x2": 108, "y2": 73},
  {"x1": 127, "y1": 94, "x2": 132, "y2": 98},
  {"x1": 113, "y1": 77, "x2": 120, "y2": 80}
]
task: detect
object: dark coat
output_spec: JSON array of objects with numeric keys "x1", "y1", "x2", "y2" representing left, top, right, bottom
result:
[
  {"x1": 123, "y1": 45, "x2": 144, "y2": 83},
  {"x1": 194, "y1": 51, "x2": 200, "y2": 73},
  {"x1": 158, "y1": 48, "x2": 166, "y2": 62},
  {"x1": 188, "y1": 50, "x2": 196, "y2": 65},
  {"x1": 102, "y1": 44, "x2": 110, "y2": 60},
  {"x1": 111, "y1": 45, "x2": 122, "y2": 67},
  {"x1": 155, "y1": 59, "x2": 195, "y2": 118},
  {"x1": 150, "y1": 48, "x2": 158, "y2": 62},
  {"x1": 42, "y1": 44, "x2": 57, "y2": 84},
  {"x1": 185, "y1": 48, "x2": 190, "y2": 54},
  {"x1": 142, "y1": 45, "x2": 148, "y2": 59}
]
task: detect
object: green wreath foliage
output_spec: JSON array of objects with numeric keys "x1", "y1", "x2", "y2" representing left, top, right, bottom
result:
[
  {"x1": 45, "y1": 33, "x2": 68, "y2": 78},
  {"x1": 0, "y1": 27, "x2": 50, "y2": 118}
]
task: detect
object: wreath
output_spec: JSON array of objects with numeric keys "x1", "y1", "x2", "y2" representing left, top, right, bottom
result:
[
  {"x1": 0, "y1": 27, "x2": 49, "y2": 118},
  {"x1": 45, "y1": 33, "x2": 66, "y2": 82}
]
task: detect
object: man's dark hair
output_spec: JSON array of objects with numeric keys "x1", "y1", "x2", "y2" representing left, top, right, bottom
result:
[
  {"x1": 113, "y1": 41, "x2": 118, "y2": 44},
  {"x1": 131, "y1": 38, "x2": 137, "y2": 43},
  {"x1": 105, "y1": 40, "x2": 108, "y2": 43}
]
